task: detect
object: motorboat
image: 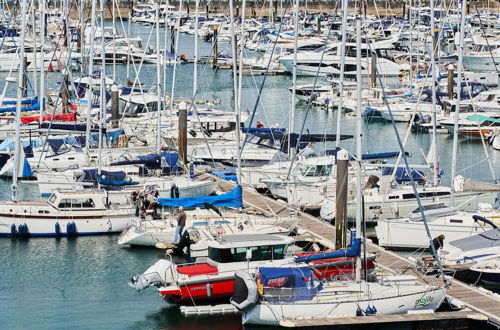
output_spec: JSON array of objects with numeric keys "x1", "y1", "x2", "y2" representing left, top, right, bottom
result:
[
  {"x1": 118, "y1": 210, "x2": 299, "y2": 251},
  {"x1": 438, "y1": 221, "x2": 500, "y2": 285},
  {"x1": 129, "y1": 234, "x2": 376, "y2": 304}
]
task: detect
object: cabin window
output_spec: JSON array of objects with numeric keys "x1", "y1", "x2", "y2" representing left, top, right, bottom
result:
[
  {"x1": 208, "y1": 244, "x2": 288, "y2": 263},
  {"x1": 403, "y1": 191, "x2": 450, "y2": 200},
  {"x1": 58, "y1": 198, "x2": 95, "y2": 209},
  {"x1": 48, "y1": 194, "x2": 57, "y2": 204},
  {"x1": 450, "y1": 219, "x2": 463, "y2": 223}
]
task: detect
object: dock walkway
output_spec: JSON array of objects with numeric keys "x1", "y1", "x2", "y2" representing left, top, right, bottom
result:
[{"x1": 204, "y1": 175, "x2": 500, "y2": 327}]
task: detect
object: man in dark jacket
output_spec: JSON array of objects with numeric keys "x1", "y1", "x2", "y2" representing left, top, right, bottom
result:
[{"x1": 430, "y1": 234, "x2": 445, "y2": 253}]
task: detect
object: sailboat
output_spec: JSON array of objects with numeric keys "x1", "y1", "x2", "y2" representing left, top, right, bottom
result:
[{"x1": 231, "y1": 246, "x2": 445, "y2": 326}]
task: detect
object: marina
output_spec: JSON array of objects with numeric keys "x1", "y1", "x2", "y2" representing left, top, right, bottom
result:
[{"x1": 2, "y1": 0, "x2": 500, "y2": 329}]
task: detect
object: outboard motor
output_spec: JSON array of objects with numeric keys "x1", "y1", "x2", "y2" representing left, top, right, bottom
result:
[
  {"x1": 171, "y1": 230, "x2": 192, "y2": 256},
  {"x1": 128, "y1": 259, "x2": 176, "y2": 291}
]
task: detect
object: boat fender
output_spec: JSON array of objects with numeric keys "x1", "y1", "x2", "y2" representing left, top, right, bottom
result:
[
  {"x1": 19, "y1": 223, "x2": 29, "y2": 238},
  {"x1": 365, "y1": 305, "x2": 375, "y2": 315},
  {"x1": 372, "y1": 305, "x2": 377, "y2": 314},
  {"x1": 107, "y1": 220, "x2": 112, "y2": 231},
  {"x1": 356, "y1": 306, "x2": 364, "y2": 316},
  {"x1": 66, "y1": 222, "x2": 77, "y2": 237},
  {"x1": 230, "y1": 270, "x2": 258, "y2": 311},
  {"x1": 55, "y1": 222, "x2": 61, "y2": 236},
  {"x1": 206, "y1": 283, "x2": 212, "y2": 297},
  {"x1": 10, "y1": 224, "x2": 16, "y2": 237}
]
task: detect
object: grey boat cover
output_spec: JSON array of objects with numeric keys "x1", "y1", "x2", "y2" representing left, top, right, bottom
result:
[
  {"x1": 455, "y1": 176, "x2": 500, "y2": 192},
  {"x1": 450, "y1": 228, "x2": 500, "y2": 251}
]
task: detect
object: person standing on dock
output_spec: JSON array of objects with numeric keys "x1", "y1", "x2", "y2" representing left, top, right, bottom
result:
[{"x1": 174, "y1": 206, "x2": 186, "y2": 244}]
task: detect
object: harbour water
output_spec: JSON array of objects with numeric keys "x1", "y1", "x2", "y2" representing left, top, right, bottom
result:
[{"x1": 2, "y1": 21, "x2": 500, "y2": 329}]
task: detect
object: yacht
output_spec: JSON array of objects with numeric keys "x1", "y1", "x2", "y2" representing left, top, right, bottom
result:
[{"x1": 0, "y1": 190, "x2": 134, "y2": 237}]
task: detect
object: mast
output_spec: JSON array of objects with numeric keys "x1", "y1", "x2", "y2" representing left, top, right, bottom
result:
[
  {"x1": 126, "y1": 12, "x2": 131, "y2": 84},
  {"x1": 169, "y1": 0, "x2": 183, "y2": 126},
  {"x1": 289, "y1": 0, "x2": 298, "y2": 157},
  {"x1": 354, "y1": 15, "x2": 362, "y2": 283},
  {"x1": 156, "y1": 1, "x2": 162, "y2": 153},
  {"x1": 335, "y1": 0, "x2": 348, "y2": 148},
  {"x1": 229, "y1": 0, "x2": 241, "y2": 183},
  {"x1": 31, "y1": 4, "x2": 37, "y2": 101},
  {"x1": 450, "y1": 0, "x2": 467, "y2": 206},
  {"x1": 39, "y1": 0, "x2": 45, "y2": 124},
  {"x1": 112, "y1": 0, "x2": 116, "y2": 81},
  {"x1": 97, "y1": 0, "x2": 106, "y2": 184},
  {"x1": 12, "y1": 0, "x2": 28, "y2": 201},
  {"x1": 430, "y1": 0, "x2": 438, "y2": 186},
  {"x1": 85, "y1": 0, "x2": 97, "y2": 163},
  {"x1": 193, "y1": 0, "x2": 199, "y2": 97}
]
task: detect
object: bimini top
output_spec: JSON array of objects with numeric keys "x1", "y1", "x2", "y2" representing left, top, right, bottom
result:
[{"x1": 206, "y1": 234, "x2": 294, "y2": 249}]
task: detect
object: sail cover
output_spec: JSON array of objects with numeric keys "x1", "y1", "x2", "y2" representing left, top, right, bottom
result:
[
  {"x1": 454, "y1": 175, "x2": 500, "y2": 192},
  {"x1": 157, "y1": 185, "x2": 243, "y2": 208}
]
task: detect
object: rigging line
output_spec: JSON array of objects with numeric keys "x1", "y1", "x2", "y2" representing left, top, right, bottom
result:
[
  {"x1": 285, "y1": 2, "x2": 335, "y2": 181},
  {"x1": 473, "y1": 1, "x2": 499, "y2": 74},
  {"x1": 239, "y1": 0, "x2": 292, "y2": 155},
  {"x1": 363, "y1": 15, "x2": 447, "y2": 281}
]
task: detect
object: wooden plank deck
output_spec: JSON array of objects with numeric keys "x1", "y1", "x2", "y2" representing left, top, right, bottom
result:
[
  {"x1": 198, "y1": 174, "x2": 500, "y2": 327},
  {"x1": 279, "y1": 311, "x2": 486, "y2": 327}
]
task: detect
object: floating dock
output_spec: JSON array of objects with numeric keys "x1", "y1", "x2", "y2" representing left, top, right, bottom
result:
[{"x1": 196, "y1": 172, "x2": 500, "y2": 328}]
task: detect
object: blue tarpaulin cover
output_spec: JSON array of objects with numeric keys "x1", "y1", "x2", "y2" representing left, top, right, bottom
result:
[
  {"x1": 381, "y1": 167, "x2": 427, "y2": 185},
  {"x1": 98, "y1": 176, "x2": 138, "y2": 186},
  {"x1": 157, "y1": 185, "x2": 242, "y2": 208},
  {"x1": 83, "y1": 169, "x2": 126, "y2": 182},
  {"x1": 258, "y1": 267, "x2": 321, "y2": 302}
]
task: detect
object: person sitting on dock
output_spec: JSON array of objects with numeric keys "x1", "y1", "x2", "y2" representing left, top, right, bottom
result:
[
  {"x1": 174, "y1": 207, "x2": 186, "y2": 244},
  {"x1": 430, "y1": 234, "x2": 445, "y2": 253}
]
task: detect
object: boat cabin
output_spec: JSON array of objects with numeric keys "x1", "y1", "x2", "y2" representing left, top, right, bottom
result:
[
  {"x1": 120, "y1": 94, "x2": 167, "y2": 117},
  {"x1": 47, "y1": 190, "x2": 109, "y2": 211},
  {"x1": 206, "y1": 234, "x2": 294, "y2": 264}
]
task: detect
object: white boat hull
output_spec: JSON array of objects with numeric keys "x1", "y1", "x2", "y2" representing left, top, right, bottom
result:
[
  {"x1": 0, "y1": 215, "x2": 133, "y2": 237},
  {"x1": 242, "y1": 284, "x2": 445, "y2": 326}
]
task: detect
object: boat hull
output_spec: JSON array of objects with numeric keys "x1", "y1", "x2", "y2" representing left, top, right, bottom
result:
[
  {"x1": 242, "y1": 286, "x2": 445, "y2": 326},
  {"x1": 0, "y1": 215, "x2": 132, "y2": 237}
]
